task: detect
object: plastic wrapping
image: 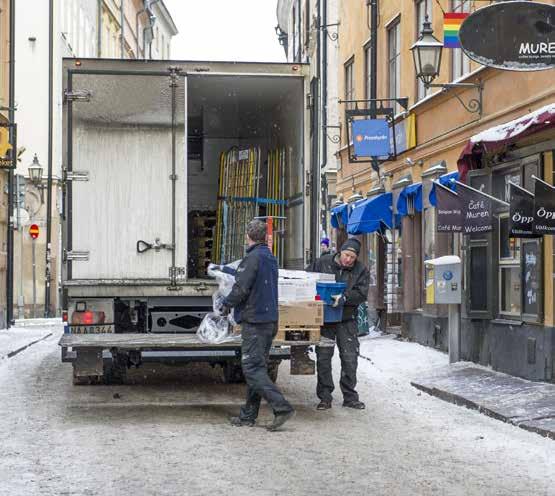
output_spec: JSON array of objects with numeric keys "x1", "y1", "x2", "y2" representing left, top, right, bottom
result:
[{"x1": 197, "y1": 260, "x2": 242, "y2": 343}]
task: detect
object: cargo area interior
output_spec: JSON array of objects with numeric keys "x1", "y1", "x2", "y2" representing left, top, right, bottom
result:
[{"x1": 186, "y1": 74, "x2": 305, "y2": 277}]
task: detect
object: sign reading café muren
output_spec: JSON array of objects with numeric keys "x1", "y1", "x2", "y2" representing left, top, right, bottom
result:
[{"x1": 459, "y1": 1, "x2": 555, "y2": 71}]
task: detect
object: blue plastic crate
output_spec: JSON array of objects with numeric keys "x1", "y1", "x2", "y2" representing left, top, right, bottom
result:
[{"x1": 316, "y1": 281, "x2": 347, "y2": 323}]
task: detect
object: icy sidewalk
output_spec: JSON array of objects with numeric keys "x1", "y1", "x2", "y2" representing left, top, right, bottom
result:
[
  {"x1": 359, "y1": 334, "x2": 555, "y2": 440},
  {"x1": 0, "y1": 319, "x2": 61, "y2": 360}
]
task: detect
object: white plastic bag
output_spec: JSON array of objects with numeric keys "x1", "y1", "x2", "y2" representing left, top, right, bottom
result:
[{"x1": 197, "y1": 313, "x2": 236, "y2": 344}]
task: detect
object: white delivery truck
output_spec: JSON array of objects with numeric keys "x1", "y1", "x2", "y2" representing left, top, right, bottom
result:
[{"x1": 58, "y1": 58, "x2": 322, "y2": 385}]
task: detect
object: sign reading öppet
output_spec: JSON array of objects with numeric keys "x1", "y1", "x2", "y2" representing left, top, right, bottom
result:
[
  {"x1": 29, "y1": 223, "x2": 39, "y2": 240},
  {"x1": 459, "y1": 1, "x2": 555, "y2": 72},
  {"x1": 533, "y1": 179, "x2": 555, "y2": 234}
]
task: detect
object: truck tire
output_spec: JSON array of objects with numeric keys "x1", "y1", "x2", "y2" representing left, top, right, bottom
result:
[
  {"x1": 104, "y1": 353, "x2": 128, "y2": 385},
  {"x1": 222, "y1": 362, "x2": 245, "y2": 384}
]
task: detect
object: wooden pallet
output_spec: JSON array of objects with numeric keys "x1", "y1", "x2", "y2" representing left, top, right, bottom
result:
[{"x1": 275, "y1": 326, "x2": 321, "y2": 343}]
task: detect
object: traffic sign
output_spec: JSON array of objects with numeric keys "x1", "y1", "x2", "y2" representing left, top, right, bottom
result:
[{"x1": 29, "y1": 223, "x2": 39, "y2": 240}]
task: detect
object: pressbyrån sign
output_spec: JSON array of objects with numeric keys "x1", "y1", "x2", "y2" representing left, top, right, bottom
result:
[
  {"x1": 351, "y1": 119, "x2": 390, "y2": 157},
  {"x1": 459, "y1": 1, "x2": 555, "y2": 71}
]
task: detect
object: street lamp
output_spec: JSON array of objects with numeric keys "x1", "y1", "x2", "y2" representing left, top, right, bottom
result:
[
  {"x1": 28, "y1": 154, "x2": 45, "y2": 203},
  {"x1": 411, "y1": 16, "x2": 483, "y2": 115}
]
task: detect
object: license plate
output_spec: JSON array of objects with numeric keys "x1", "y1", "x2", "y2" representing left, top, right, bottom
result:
[{"x1": 69, "y1": 324, "x2": 115, "y2": 334}]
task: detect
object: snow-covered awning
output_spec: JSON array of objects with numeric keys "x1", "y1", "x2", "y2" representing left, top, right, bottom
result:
[{"x1": 457, "y1": 103, "x2": 555, "y2": 180}]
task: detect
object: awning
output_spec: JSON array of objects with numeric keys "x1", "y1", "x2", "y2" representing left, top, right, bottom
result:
[
  {"x1": 347, "y1": 193, "x2": 394, "y2": 235},
  {"x1": 457, "y1": 103, "x2": 555, "y2": 180},
  {"x1": 396, "y1": 183, "x2": 423, "y2": 217},
  {"x1": 330, "y1": 203, "x2": 350, "y2": 229},
  {"x1": 429, "y1": 171, "x2": 459, "y2": 207}
]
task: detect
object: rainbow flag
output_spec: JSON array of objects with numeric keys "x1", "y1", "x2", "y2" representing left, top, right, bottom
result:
[{"x1": 444, "y1": 12, "x2": 469, "y2": 48}]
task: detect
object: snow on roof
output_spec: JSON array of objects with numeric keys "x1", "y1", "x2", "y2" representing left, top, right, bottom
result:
[{"x1": 470, "y1": 103, "x2": 555, "y2": 144}]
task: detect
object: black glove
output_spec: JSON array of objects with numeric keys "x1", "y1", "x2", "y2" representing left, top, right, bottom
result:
[
  {"x1": 331, "y1": 294, "x2": 346, "y2": 308},
  {"x1": 220, "y1": 305, "x2": 231, "y2": 317}
]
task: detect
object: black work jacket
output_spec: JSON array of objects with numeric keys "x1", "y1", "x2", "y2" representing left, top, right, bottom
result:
[
  {"x1": 224, "y1": 243, "x2": 279, "y2": 324},
  {"x1": 308, "y1": 253, "x2": 370, "y2": 321}
]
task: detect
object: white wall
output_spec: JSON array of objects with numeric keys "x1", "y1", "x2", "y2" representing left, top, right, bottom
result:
[{"x1": 150, "y1": 2, "x2": 175, "y2": 60}]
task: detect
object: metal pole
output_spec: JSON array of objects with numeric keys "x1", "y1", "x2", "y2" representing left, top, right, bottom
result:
[
  {"x1": 6, "y1": 0, "x2": 16, "y2": 328},
  {"x1": 44, "y1": 0, "x2": 54, "y2": 317},
  {"x1": 16, "y1": 175, "x2": 23, "y2": 318},
  {"x1": 369, "y1": 0, "x2": 379, "y2": 173},
  {"x1": 32, "y1": 239, "x2": 37, "y2": 318}
]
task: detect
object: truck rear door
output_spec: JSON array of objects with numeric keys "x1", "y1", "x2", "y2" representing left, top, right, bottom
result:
[{"x1": 66, "y1": 69, "x2": 187, "y2": 282}]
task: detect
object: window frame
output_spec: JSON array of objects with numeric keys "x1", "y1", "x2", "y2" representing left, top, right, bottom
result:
[
  {"x1": 344, "y1": 56, "x2": 355, "y2": 110},
  {"x1": 415, "y1": 0, "x2": 432, "y2": 101},
  {"x1": 387, "y1": 17, "x2": 401, "y2": 114}
]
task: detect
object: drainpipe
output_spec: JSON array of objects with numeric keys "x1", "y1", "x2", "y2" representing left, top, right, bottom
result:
[
  {"x1": 44, "y1": 0, "x2": 54, "y2": 317},
  {"x1": 97, "y1": 0, "x2": 102, "y2": 56},
  {"x1": 136, "y1": 4, "x2": 146, "y2": 58},
  {"x1": 120, "y1": 0, "x2": 125, "y2": 58},
  {"x1": 6, "y1": 0, "x2": 15, "y2": 327}
]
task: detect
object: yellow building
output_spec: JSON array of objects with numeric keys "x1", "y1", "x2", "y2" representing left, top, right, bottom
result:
[{"x1": 335, "y1": 0, "x2": 555, "y2": 381}]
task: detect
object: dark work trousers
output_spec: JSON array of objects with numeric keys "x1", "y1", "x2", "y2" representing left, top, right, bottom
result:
[
  {"x1": 239, "y1": 322, "x2": 294, "y2": 421},
  {"x1": 316, "y1": 319, "x2": 360, "y2": 403}
]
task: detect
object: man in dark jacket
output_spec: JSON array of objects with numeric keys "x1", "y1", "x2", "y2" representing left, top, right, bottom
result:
[
  {"x1": 221, "y1": 219, "x2": 295, "y2": 431},
  {"x1": 308, "y1": 238, "x2": 369, "y2": 410}
]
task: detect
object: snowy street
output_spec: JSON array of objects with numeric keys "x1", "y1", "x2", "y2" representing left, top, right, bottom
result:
[{"x1": 0, "y1": 325, "x2": 553, "y2": 496}]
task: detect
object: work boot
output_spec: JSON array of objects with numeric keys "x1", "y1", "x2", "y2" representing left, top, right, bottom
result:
[
  {"x1": 316, "y1": 401, "x2": 332, "y2": 410},
  {"x1": 342, "y1": 400, "x2": 366, "y2": 410},
  {"x1": 266, "y1": 410, "x2": 296, "y2": 432},
  {"x1": 229, "y1": 416, "x2": 255, "y2": 427}
]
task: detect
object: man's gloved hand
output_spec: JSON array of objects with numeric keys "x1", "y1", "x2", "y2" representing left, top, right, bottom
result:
[
  {"x1": 220, "y1": 305, "x2": 231, "y2": 317},
  {"x1": 331, "y1": 294, "x2": 345, "y2": 308}
]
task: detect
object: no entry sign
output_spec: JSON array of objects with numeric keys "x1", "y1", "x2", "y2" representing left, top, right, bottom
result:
[{"x1": 29, "y1": 224, "x2": 39, "y2": 240}]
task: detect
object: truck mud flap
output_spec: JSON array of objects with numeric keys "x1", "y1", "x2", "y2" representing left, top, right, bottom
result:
[
  {"x1": 290, "y1": 345, "x2": 315, "y2": 375},
  {"x1": 73, "y1": 347, "x2": 104, "y2": 377}
]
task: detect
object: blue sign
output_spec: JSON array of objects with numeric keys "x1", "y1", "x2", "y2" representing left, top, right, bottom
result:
[{"x1": 352, "y1": 119, "x2": 390, "y2": 157}]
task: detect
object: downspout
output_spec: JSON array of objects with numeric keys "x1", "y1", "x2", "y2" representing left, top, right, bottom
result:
[
  {"x1": 321, "y1": 0, "x2": 329, "y2": 234},
  {"x1": 120, "y1": 0, "x2": 125, "y2": 58},
  {"x1": 44, "y1": 0, "x2": 54, "y2": 317},
  {"x1": 6, "y1": 0, "x2": 15, "y2": 327},
  {"x1": 97, "y1": 0, "x2": 102, "y2": 56},
  {"x1": 136, "y1": 5, "x2": 146, "y2": 58}
]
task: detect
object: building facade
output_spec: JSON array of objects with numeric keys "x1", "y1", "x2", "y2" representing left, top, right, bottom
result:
[
  {"x1": 12, "y1": 0, "x2": 177, "y2": 320},
  {"x1": 334, "y1": 0, "x2": 554, "y2": 382},
  {"x1": 277, "y1": 0, "x2": 341, "y2": 255}
]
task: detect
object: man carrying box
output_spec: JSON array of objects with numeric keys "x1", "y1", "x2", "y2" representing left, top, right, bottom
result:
[
  {"x1": 220, "y1": 219, "x2": 295, "y2": 431},
  {"x1": 308, "y1": 238, "x2": 369, "y2": 411}
]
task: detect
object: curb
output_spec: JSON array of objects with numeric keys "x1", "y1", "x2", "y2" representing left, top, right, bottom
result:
[
  {"x1": 411, "y1": 381, "x2": 555, "y2": 440},
  {"x1": 1, "y1": 333, "x2": 53, "y2": 360}
]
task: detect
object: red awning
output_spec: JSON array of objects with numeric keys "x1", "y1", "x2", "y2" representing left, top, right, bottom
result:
[{"x1": 457, "y1": 103, "x2": 555, "y2": 180}]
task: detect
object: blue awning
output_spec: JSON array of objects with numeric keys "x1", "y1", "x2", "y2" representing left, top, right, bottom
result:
[
  {"x1": 347, "y1": 193, "x2": 394, "y2": 235},
  {"x1": 429, "y1": 171, "x2": 459, "y2": 207},
  {"x1": 396, "y1": 183, "x2": 423, "y2": 217},
  {"x1": 330, "y1": 203, "x2": 350, "y2": 228}
]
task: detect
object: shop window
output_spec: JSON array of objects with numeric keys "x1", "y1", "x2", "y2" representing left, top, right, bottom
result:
[
  {"x1": 451, "y1": 0, "x2": 471, "y2": 80},
  {"x1": 499, "y1": 214, "x2": 521, "y2": 317}
]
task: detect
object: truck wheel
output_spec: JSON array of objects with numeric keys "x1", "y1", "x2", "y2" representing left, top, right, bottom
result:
[
  {"x1": 268, "y1": 361, "x2": 280, "y2": 383},
  {"x1": 222, "y1": 362, "x2": 245, "y2": 384},
  {"x1": 104, "y1": 354, "x2": 128, "y2": 385}
]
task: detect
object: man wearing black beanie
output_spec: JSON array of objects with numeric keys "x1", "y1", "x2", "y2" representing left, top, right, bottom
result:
[{"x1": 307, "y1": 237, "x2": 369, "y2": 410}]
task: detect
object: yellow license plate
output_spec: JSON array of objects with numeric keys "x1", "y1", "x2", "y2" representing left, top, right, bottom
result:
[{"x1": 69, "y1": 324, "x2": 115, "y2": 334}]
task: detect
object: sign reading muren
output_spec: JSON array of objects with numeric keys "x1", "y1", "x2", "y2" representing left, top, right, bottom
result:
[
  {"x1": 459, "y1": 1, "x2": 555, "y2": 71},
  {"x1": 533, "y1": 178, "x2": 555, "y2": 234},
  {"x1": 435, "y1": 182, "x2": 493, "y2": 234}
]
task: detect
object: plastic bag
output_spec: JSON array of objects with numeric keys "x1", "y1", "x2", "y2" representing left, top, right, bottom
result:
[{"x1": 197, "y1": 313, "x2": 236, "y2": 344}]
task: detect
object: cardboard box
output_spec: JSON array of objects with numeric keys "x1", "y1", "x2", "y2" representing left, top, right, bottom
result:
[{"x1": 278, "y1": 301, "x2": 324, "y2": 327}]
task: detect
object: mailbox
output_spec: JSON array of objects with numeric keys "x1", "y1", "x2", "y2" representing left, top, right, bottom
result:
[{"x1": 425, "y1": 255, "x2": 462, "y2": 304}]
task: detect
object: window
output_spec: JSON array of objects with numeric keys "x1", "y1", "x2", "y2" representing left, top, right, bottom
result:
[
  {"x1": 364, "y1": 42, "x2": 372, "y2": 102},
  {"x1": 415, "y1": 0, "x2": 432, "y2": 100},
  {"x1": 388, "y1": 19, "x2": 401, "y2": 114},
  {"x1": 304, "y1": 0, "x2": 311, "y2": 49},
  {"x1": 451, "y1": 0, "x2": 471, "y2": 80},
  {"x1": 344, "y1": 58, "x2": 354, "y2": 110},
  {"x1": 499, "y1": 214, "x2": 521, "y2": 316}
]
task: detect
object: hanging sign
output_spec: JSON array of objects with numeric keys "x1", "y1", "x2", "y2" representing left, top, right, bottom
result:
[
  {"x1": 29, "y1": 224, "x2": 39, "y2": 240},
  {"x1": 435, "y1": 183, "x2": 463, "y2": 233},
  {"x1": 435, "y1": 182, "x2": 493, "y2": 234},
  {"x1": 533, "y1": 178, "x2": 555, "y2": 235},
  {"x1": 459, "y1": 1, "x2": 555, "y2": 71},
  {"x1": 351, "y1": 119, "x2": 390, "y2": 158},
  {"x1": 509, "y1": 182, "x2": 539, "y2": 238}
]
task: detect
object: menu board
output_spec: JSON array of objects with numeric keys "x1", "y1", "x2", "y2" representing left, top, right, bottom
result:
[{"x1": 522, "y1": 241, "x2": 540, "y2": 316}]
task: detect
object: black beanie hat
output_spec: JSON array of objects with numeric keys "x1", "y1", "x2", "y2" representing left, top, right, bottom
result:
[{"x1": 340, "y1": 238, "x2": 361, "y2": 256}]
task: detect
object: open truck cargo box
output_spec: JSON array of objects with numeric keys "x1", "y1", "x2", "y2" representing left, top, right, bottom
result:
[{"x1": 60, "y1": 59, "x2": 318, "y2": 381}]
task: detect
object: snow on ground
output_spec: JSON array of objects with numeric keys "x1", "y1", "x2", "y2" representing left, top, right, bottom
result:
[{"x1": 0, "y1": 326, "x2": 553, "y2": 496}]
